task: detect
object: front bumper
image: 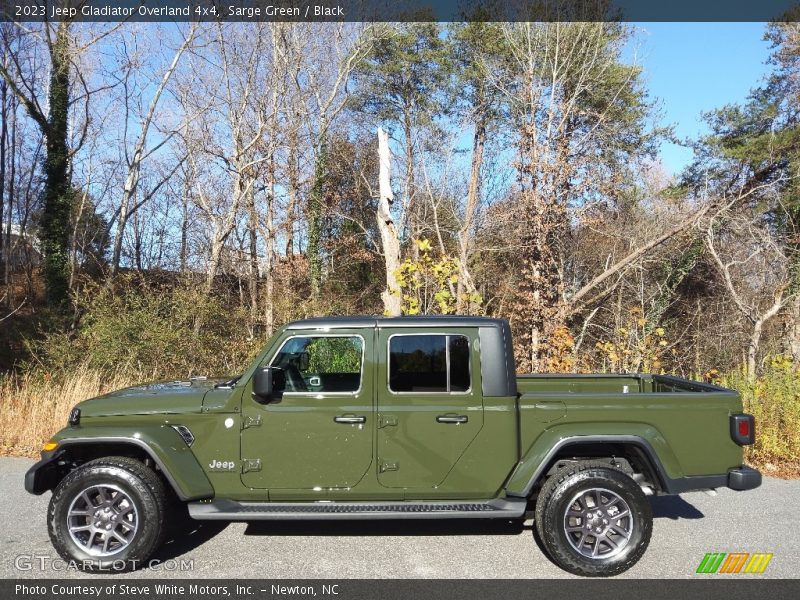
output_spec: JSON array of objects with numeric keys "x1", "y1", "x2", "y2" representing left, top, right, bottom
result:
[
  {"x1": 24, "y1": 450, "x2": 62, "y2": 495},
  {"x1": 727, "y1": 465, "x2": 761, "y2": 491}
]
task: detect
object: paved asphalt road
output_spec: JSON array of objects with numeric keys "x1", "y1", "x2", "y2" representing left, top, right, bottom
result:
[{"x1": 0, "y1": 457, "x2": 795, "y2": 579}]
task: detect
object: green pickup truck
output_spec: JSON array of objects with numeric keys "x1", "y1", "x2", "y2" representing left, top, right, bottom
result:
[{"x1": 25, "y1": 316, "x2": 760, "y2": 576}]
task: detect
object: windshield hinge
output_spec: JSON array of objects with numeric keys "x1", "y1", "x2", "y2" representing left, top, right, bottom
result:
[
  {"x1": 242, "y1": 458, "x2": 262, "y2": 473},
  {"x1": 241, "y1": 414, "x2": 262, "y2": 430},
  {"x1": 379, "y1": 460, "x2": 399, "y2": 473}
]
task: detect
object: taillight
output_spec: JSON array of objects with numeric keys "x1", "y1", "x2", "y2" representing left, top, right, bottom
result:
[
  {"x1": 738, "y1": 420, "x2": 749, "y2": 437},
  {"x1": 730, "y1": 414, "x2": 755, "y2": 445}
]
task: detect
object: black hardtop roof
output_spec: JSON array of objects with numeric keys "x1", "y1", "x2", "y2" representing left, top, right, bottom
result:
[{"x1": 285, "y1": 315, "x2": 508, "y2": 330}]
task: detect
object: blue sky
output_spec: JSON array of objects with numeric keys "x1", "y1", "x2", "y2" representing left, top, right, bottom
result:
[{"x1": 633, "y1": 22, "x2": 773, "y2": 175}]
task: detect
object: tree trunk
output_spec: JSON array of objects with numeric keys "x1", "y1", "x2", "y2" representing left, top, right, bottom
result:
[
  {"x1": 205, "y1": 235, "x2": 225, "y2": 293},
  {"x1": 285, "y1": 123, "x2": 299, "y2": 257},
  {"x1": 7, "y1": 96, "x2": 18, "y2": 300},
  {"x1": 307, "y1": 140, "x2": 327, "y2": 308},
  {"x1": 68, "y1": 189, "x2": 88, "y2": 288},
  {"x1": 456, "y1": 114, "x2": 486, "y2": 314},
  {"x1": 376, "y1": 128, "x2": 402, "y2": 316},
  {"x1": 132, "y1": 209, "x2": 142, "y2": 271},
  {"x1": 180, "y1": 179, "x2": 189, "y2": 273},
  {"x1": 110, "y1": 164, "x2": 135, "y2": 274},
  {"x1": 402, "y1": 108, "x2": 417, "y2": 258},
  {"x1": 748, "y1": 319, "x2": 764, "y2": 380},
  {"x1": 246, "y1": 185, "x2": 259, "y2": 332},
  {"x1": 787, "y1": 295, "x2": 800, "y2": 362},
  {"x1": 0, "y1": 77, "x2": 6, "y2": 282},
  {"x1": 39, "y1": 22, "x2": 73, "y2": 306},
  {"x1": 265, "y1": 157, "x2": 275, "y2": 335}
]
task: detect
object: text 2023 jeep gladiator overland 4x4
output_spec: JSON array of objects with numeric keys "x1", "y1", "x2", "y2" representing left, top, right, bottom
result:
[{"x1": 25, "y1": 316, "x2": 761, "y2": 576}]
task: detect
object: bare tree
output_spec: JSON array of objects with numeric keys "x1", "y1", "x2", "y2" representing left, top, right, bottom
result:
[
  {"x1": 288, "y1": 23, "x2": 375, "y2": 305},
  {"x1": 180, "y1": 24, "x2": 274, "y2": 294},
  {"x1": 490, "y1": 22, "x2": 657, "y2": 370},
  {"x1": 110, "y1": 24, "x2": 197, "y2": 275},
  {"x1": 0, "y1": 19, "x2": 122, "y2": 303},
  {"x1": 706, "y1": 212, "x2": 792, "y2": 377}
]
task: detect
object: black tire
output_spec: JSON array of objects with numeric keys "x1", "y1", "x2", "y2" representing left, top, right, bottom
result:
[
  {"x1": 48, "y1": 456, "x2": 167, "y2": 572},
  {"x1": 534, "y1": 462, "x2": 652, "y2": 577}
]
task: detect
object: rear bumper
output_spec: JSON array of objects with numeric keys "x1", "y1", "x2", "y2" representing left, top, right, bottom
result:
[
  {"x1": 664, "y1": 465, "x2": 761, "y2": 494},
  {"x1": 727, "y1": 465, "x2": 761, "y2": 491}
]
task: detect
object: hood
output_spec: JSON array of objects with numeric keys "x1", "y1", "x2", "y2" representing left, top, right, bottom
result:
[{"x1": 76, "y1": 378, "x2": 228, "y2": 417}]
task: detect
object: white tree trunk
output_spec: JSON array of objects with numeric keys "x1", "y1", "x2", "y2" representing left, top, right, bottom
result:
[{"x1": 376, "y1": 128, "x2": 402, "y2": 316}]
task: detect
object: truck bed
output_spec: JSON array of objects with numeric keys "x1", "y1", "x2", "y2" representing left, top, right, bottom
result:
[{"x1": 514, "y1": 373, "x2": 743, "y2": 482}]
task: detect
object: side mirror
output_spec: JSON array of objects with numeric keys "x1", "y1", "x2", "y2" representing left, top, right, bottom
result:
[{"x1": 252, "y1": 367, "x2": 273, "y2": 401}]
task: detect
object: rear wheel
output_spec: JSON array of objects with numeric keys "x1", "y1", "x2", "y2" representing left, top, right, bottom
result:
[
  {"x1": 534, "y1": 462, "x2": 652, "y2": 577},
  {"x1": 48, "y1": 456, "x2": 167, "y2": 571}
]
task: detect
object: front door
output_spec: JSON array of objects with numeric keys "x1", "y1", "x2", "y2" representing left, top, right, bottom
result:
[
  {"x1": 240, "y1": 330, "x2": 374, "y2": 491},
  {"x1": 376, "y1": 329, "x2": 483, "y2": 489}
]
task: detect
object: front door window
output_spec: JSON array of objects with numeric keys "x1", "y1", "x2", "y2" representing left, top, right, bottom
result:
[{"x1": 271, "y1": 335, "x2": 364, "y2": 394}]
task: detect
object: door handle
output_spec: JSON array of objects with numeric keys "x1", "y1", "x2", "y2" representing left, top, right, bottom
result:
[
  {"x1": 436, "y1": 415, "x2": 468, "y2": 424},
  {"x1": 334, "y1": 416, "x2": 366, "y2": 424}
]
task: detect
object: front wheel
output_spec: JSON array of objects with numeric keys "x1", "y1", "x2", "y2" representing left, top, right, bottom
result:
[
  {"x1": 534, "y1": 462, "x2": 652, "y2": 577},
  {"x1": 48, "y1": 456, "x2": 167, "y2": 571}
]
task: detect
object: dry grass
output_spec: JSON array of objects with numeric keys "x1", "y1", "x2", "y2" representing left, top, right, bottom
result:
[{"x1": 0, "y1": 368, "x2": 137, "y2": 458}]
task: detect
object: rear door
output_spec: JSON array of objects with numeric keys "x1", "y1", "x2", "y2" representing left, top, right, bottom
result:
[
  {"x1": 375, "y1": 329, "x2": 483, "y2": 489},
  {"x1": 240, "y1": 330, "x2": 374, "y2": 491}
]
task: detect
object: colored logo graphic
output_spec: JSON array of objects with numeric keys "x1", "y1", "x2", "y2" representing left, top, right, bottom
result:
[{"x1": 696, "y1": 552, "x2": 773, "y2": 574}]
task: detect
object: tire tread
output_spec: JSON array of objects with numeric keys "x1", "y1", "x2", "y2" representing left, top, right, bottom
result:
[
  {"x1": 533, "y1": 461, "x2": 652, "y2": 577},
  {"x1": 47, "y1": 456, "x2": 167, "y2": 572}
]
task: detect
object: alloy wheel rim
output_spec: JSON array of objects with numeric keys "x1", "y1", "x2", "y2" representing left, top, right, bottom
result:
[
  {"x1": 66, "y1": 484, "x2": 138, "y2": 557},
  {"x1": 563, "y1": 487, "x2": 634, "y2": 559}
]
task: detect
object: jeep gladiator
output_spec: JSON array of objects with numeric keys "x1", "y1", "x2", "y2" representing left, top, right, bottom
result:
[{"x1": 25, "y1": 316, "x2": 761, "y2": 576}]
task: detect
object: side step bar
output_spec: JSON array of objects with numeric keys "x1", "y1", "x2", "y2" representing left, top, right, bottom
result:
[{"x1": 188, "y1": 498, "x2": 527, "y2": 521}]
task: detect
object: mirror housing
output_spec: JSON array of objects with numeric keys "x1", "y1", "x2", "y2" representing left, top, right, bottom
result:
[{"x1": 252, "y1": 366, "x2": 274, "y2": 401}]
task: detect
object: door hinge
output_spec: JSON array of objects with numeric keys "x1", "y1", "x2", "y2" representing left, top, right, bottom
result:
[
  {"x1": 379, "y1": 460, "x2": 399, "y2": 473},
  {"x1": 242, "y1": 458, "x2": 262, "y2": 473},
  {"x1": 241, "y1": 414, "x2": 262, "y2": 430},
  {"x1": 378, "y1": 414, "x2": 398, "y2": 428}
]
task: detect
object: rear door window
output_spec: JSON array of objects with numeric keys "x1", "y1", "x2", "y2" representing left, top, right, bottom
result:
[{"x1": 388, "y1": 334, "x2": 471, "y2": 393}]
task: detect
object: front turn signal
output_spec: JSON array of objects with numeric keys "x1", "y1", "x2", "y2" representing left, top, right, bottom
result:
[{"x1": 42, "y1": 441, "x2": 58, "y2": 452}]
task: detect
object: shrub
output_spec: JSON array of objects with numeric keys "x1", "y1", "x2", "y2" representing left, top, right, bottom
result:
[
  {"x1": 28, "y1": 277, "x2": 263, "y2": 379},
  {"x1": 723, "y1": 356, "x2": 800, "y2": 476}
]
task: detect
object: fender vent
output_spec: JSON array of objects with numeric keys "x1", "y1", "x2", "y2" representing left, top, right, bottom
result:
[{"x1": 171, "y1": 425, "x2": 195, "y2": 446}]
